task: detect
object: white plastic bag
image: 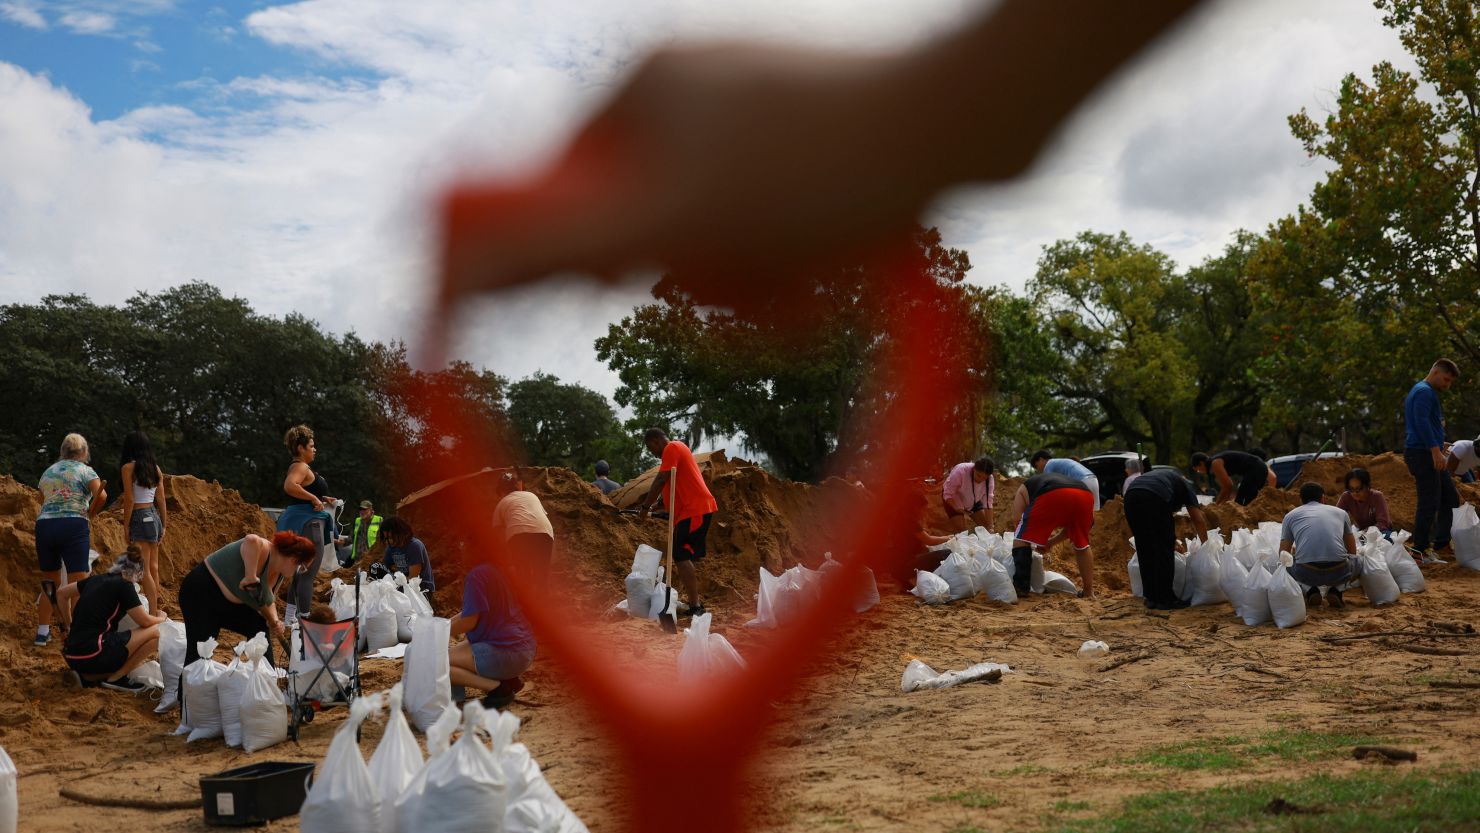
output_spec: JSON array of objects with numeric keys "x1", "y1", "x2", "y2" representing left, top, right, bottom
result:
[
  {"x1": 1186, "y1": 541, "x2": 1226, "y2": 606},
  {"x1": 393, "y1": 704, "x2": 461, "y2": 833},
  {"x1": 399, "y1": 701, "x2": 509, "y2": 833},
  {"x1": 154, "y1": 619, "x2": 187, "y2": 713},
  {"x1": 483, "y1": 710, "x2": 588, "y2": 833},
  {"x1": 184, "y1": 639, "x2": 228, "y2": 742},
  {"x1": 127, "y1": 659, "x2": 163, "y2": 690},
  {"x1": 361, "y1": 580, "x2": 401, "y2": 652},
  {"x1": 910, "y1": 570, "x2": 951, "y2": 605},
  {"x1": 1030, "y1": 551, "x2": 1046, "y2": 594},
  {"x1": 676, "y1": 613, "x2": 747, "y2": 681},
  {"x1": 1239, "y1": 561, "x2": 1273, "y2": 627},
  {"x1": 1385, "y1": 539, "x2": 1426, "y2": 593},
  {"x1": 1266, "y1": 564, "x2": 1307, "y2": 629},
  {"x1": 329, "y1": 577, "x2": 358, "y2": 622},
  {"x1": 818, "y1": 553, "x2": 880, "y2": 613},
  {"x1": 933, "y1": 552, "x2": 979, "y2": 601},
  {"x1": 748, "y1": 567, "x2": 782, "y2": 628},
  {"x1": 1453, "y1": 504, "x2": 1480, "y2": 571},
  {"x1": 1359, "y1": 550, "x2": 1400, "y2": 606},
  {"x1": 406, "y1": 575, "x2": 435, "y2": 619},
  {"x1": 631, "y1": 544, "x2": 662, "y2": 581},
  {"x1": 1077, "y1": 640, "x2": 1110, "y2": 659},
  {"x1": 1042, "y1": 570, "x2": 1078, "y2": 595},
  {"x1": 369, "y1": 684, "x2": 424, "y2": 829},
  {"x1": 1217, "y1": 549, "x2": 1249, "y2": 617},
  {"x1": 1127, "y1": 553, "x2": 1143, "y2": 598},
  {"x1": 900, "y1": 659, "x2": 1012, "y2": 691},
  {"x1": 623, "y1": 572, "x2": 653, "y2": 619},
  {"x1": 1172, "y1": 552, "x2": 1189, "y2": 600},
  {"x1": 216, "y1": 646, "x2": 250, "y2": 748},
  {"x1": 240, "y1": 635, "x2": 288, "y2": 753},
  {"x1": 301, "y1": 696, "x2": 381, "y2": 833},
  {"x1": 977, "y1": 555, "x2": 1018, "y2": 604},
  {"x1": 404, "y1": 616, "x2": 453, "y2": 732},
  {"x1": 0, "y1": 743, "x2": 15, "y2": 833}
]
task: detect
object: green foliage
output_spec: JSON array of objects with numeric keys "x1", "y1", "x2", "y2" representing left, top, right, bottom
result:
[
  {"x1": 1052, "y1": 769, "x2": 1480, "y2": 833},
  {"x1": 928, "y1": 790, "x2": 1002, "y2": 809},
  {"x1": 1122, "y1": 730, "x2": 1390, "y2": 772},
  {"x1": 506, "y1": 373, "x2": 643, "y2": 481}
]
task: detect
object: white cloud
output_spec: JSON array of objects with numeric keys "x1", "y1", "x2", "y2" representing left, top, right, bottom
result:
[
  {"x1": 0, "y1": 2, "x2": 46, "y2": 29},
  {"x1": 58, "y1": 9, "x2": 115, "y2": 34},
  {"x1": 0, "y1": 0, "x2": 1426, "y2": 398}
]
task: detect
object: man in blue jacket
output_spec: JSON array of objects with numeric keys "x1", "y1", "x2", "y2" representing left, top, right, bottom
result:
[{"x1": 1404, "y1": 358, "x2": 1460, "y2": 563}]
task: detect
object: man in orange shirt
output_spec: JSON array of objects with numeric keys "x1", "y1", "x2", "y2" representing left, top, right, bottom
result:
[{"x1": 637, "y1": 428, "x2": 719, "y2": 618}]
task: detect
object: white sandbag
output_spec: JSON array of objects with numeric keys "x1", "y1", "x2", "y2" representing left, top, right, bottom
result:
[
  {"x1": 507, "y1": 798, "x2": 588, "y2": 833},
  {"x1": 154, "y1": 619, "x2": 187, "y2": 713},
  {"x1": 818, "y1": 553, "x2": 880, "y2": 613},
  {"x1": 128, "y1": 659, "x2": 163, "y2": 690},
  {"x1": 1186, "y1": 541, "x2": 1225, "y2": 606},
  {"x1": 1266, "y1": 564, "x2": 1307, "y2": 629},
  {"x1": 1359, "y1": 550, "x2": 1401, "y2": 606},
  {"x1": 631, "y1": 544, "x2": 662, "y2": 582},
  {"x1": 649, "y1": 581, "x2": 680, "y2": 620},
  {"x1": 239, "y1": 635, "x2": 288, "y2": 753},
  {"x1": 399, "y1": 701, "x2": 509, "y2": 833},
  {"x1": 384, "y1": 575, "x2": 418, "y2": 643},
  {"x1": 977, "y1": 555, "x2": 1018, "y2": 604},
  {"x1": 773, "y1": 565, "x2": 821, "y2": 625},
  {"x1": 1172, "y1": 552, "x2": 1189, "y2": 600},
  {"x1": 404, "y1": 616, "x2": 453, "y2": 733},
  {"x1": 184, "y1": 638, "x2": 228, "y2": 742},
  {"x1": 1385, "y1": 539, "x2": 1426, "y2": 593},
  {"x1": 393, "y1": 704, "x2": 461, "y2": 832},
  {"x1": 483, "y1": 711, "x2": 588, "y2": 833},
  {"x1": 369, "y1": 684, "x2": 424, "y2": 830},
  {"x1": 216, "y1": 646, "x2": 250, "y2": 748},
  {"x1": 360, "y1": 579, "x2": 401, "y2": 652},
  {"x1": 910, "y1": 570, "x2": 951, "y2": 605},
  {"x1": 289, "y1": 625, "x2": 350, "y2": 702},
  {"x1": 623, "y1": 572, "x2": 653, "y2": 619},
  {"x1": 0, "y1": 743, "x2": 14, "y2": 833},
  {"x1": 933, "y1": 552, "x2": 979, "y2": 601},
  {"x1": 1217, "y1": 550, "x2": 1249, "y2": 618},
  {"x1": 301, "y1": 696, "x2": 381, "y2": 833},
  {"x1": 900, "y1": 659, "x2": 1012, "y2": 692},
  {"x1": 1042, "y1": 570, "x2": 1078, "y2": 595},
  {"x1": 1453, "y1": 503, "x2": 1480, "y2": 571},
  {"x1": 1239, "y1": 561, "x2": 1273, "y2": 627},
  {"x1": 407, "y1": 576, "x2": 435, "y2": 619},
  {"x1": 676, "y1": 613, "x2": 747, "y2": 681},
  {"x1": 1030, "y1": 551, "x2": 1046, "y2": 594},
  {"x1": 1127, "y1": 553, "x2": 1143, "y2": 598},
  {"x1": 748, "y1": 567, "x2": 783, "y2": 628},
  {"x1": 1077, "y1": 640, "x2": 1110, "y2": 659},
  {"x1": 329, "y1": 577, "x2": 358, "y2": 622}
]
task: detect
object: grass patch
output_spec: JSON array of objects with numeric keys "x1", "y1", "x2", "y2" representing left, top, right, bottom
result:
[
  {"x1": 996, "y1": 763, "x2": 1054, "y2": 777},
  {"x1": 929, "y1": 790, "x2": 1002, "y2": 809},
  {"x1": 1124, "y1": 730, "x2": 1388, "y2": 772},
  {"x1": 1050, "y1": 769, "x2": 1480, "y2": 833},
  {"x1": 1052, "y1": 801, "x2": 1092, "y2": 812}
]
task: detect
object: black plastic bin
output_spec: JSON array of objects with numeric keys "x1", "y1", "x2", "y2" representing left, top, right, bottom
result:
[{"x1": 200, "y1": 761, "x2": 315, "y2": 826}]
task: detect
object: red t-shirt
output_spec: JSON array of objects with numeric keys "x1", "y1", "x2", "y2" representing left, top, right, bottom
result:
[{"x1": 661, "y1": 441, "x2": 718, "y2": 524}]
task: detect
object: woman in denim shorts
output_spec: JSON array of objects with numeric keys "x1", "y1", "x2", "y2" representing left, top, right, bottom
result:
[
  {"x1": 35, "y1": 433, "x2": 106, "y2": 647},
  {"x1": 120, "y1": 431, "x2": 168, "y2": 615}
]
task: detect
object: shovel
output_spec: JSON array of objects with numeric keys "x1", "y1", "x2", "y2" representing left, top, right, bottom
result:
[{"x1": 657, "y1": 473, "x2": 679, "y2": 634}]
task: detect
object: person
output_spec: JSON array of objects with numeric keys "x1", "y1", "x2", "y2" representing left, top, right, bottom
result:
[
  {"x1": 1449, "y1": 434, "x2": 1480, "y2": 483},
  {"x1": 1005, "y1": 472, "x2": 1097, "y2": 598},
  {"x1": 178, "y1": 531, "x2": 316, "y2": 667},
  {"x1": 1029, "y1": 450, "x2": 1101, "y2": 510},
  {"x1": 1122, "y1": 458, "x2": 1144, "y2": 494},
  {"x1": 1191, "y1": 449, "x2": 1275, "y2": 506},
  {"x1": 637, "y1": 428, "x2": 719, "y2": 617},
  {"x1": 1336, "y1": 468, "x2": 1392, "y2": 538},
  {"x1": 348, "y1": 500, "x2": 382, "y2": 564},
  {"x1": 34, "y1": 433, "x2": 107, "y2": 647},
  {"x1": 449, "y1": 556, "x2": 535, "y2": 710},
  {"x1": 433, "y1": 4, "x2": 1206, "y2": 313},
  {"x1": 491, "y1": 470, "x2": 555, "y2": 592},
  {"x1": 379, "y1": 515, "x2": 435, "y2": 591},
  {"x1": 1280, "y1": 483, "x2": 1361, "y2": 609},
  {"x1": 592, "y1": 461, "x2": 622, "y2": 496},
  {"x1": 1123, "y1": 468, "x2": 1208, "y2": 611},
  {"x1": 56, "y1": 546, "x2": 166, "y2": 691},
  {"x1": 941, "y1": 457, "x2": 995, "y2": 532},
  {"x1": 1404, "y1": 359, "x2": 1461, "y2": 563},
  {"x1": 276, "y1": 425, "x2": 338, "y2": 619},
  {"x1": 119, "y1": 431, "x2": 168, "y2": 616},
  {"x1": 887, "y1": 491, "x2": 954, "y2": 591}
]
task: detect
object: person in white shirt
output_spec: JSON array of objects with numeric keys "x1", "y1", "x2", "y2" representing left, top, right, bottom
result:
[{"x1": 1447, "y1": 435, "x2": 1480, "y2": 482}]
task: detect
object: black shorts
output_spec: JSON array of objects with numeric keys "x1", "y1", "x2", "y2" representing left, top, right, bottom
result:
[
  {"x1": 65, "y1": 630, "x2": 131, "y2": 677},
  {"x1": 674, "y1": 514, "x2": 713, "y2": 563}
]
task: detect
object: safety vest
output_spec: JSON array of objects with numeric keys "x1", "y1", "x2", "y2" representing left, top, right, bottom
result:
[{"x1": 351, "y1": 514, "x2": 383, "y2": 558}]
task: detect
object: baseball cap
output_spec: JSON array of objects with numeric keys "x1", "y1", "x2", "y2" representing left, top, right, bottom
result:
[{"x1": 359, "y1": 500, "x2": 373, "y2": 509}]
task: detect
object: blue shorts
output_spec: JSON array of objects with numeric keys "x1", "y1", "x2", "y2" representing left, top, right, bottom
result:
[
  {"x1": 128, "y1": 507, "x2": 163, "y2": 543},
  {"x1": 471, "y1": 641, "x2": 535, "y2": 681},
  {"x1": 36, "y1": 517, "x2": 90, "y2": 573}
]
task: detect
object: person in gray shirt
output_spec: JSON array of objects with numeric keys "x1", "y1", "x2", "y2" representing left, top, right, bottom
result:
[
  {"x1": 1280, "y1": 483, "x2": 1361, "y2": 609},
  {"x1": 592, "y1": 460, "x2": 623, "y2": 496}
]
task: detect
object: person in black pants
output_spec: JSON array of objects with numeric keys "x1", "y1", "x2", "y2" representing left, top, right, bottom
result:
[
  {"x1": 1124, "y1": 468, "x2": 1209, "y2": 610},
  {"x1": 1191, "y1": 450, "x2": 1274, "y2": 506},
  {"x1": 178, "y1": 531, "x2": 317, "y2": 667}
]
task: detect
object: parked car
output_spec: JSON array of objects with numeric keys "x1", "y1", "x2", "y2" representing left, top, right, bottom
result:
[{"x1": 1266, "y1": 452, "x2": 1344, "y2": 489}]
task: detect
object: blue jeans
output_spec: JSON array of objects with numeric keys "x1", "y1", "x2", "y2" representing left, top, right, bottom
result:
[{"x1": 1404, "y1": 448, "x2": 1459, "y2": 551}]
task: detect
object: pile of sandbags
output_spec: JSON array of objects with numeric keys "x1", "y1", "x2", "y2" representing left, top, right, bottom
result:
[
  {"x1": 616, "y1": 545, "x2": 681, "y2": 621},
  {"x1": 329, "y1": 573, "x2": 423, "y2": 652},
  {"x1": 301, "y1": 694, "x2": 588, "y2": 833},
  {"x1": 910, "y1": 528, "x2": 1075, "y2": 606},
  {"x1": 173, "y1": 634, "x2": 288, "y2": 752}
]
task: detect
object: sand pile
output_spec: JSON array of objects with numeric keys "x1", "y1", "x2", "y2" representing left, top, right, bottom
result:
[{"x1": 1291, "y1": 452, "x2": 1480, "y2": 525}]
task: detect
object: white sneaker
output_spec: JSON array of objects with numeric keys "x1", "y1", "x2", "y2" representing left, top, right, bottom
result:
[{"x1": 1419, "y1": 553, "x2": 1448, "y2": 565}]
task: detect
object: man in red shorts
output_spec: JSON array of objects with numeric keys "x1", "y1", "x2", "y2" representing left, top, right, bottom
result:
[
  {"x1": 1005, "y1": 472, "x2": 1096, "y2": 598},
  {"x1": 638, "y1": 428, "x2": 719, "y2": 618}
]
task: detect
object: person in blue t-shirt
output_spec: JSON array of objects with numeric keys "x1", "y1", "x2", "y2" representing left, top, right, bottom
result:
[
  {"x1": 1029, "y1": 450, "x2": 1102, "y2": 510},
  {"x1": 377, "y1": 516, "x2": 435, "y2": 591},
  {"x1": 1403, "y1": 358, "x2": 1461, "y2": 563},
  {"x1": 448, "y1": 555, "x2": 535, "y2": 710}
]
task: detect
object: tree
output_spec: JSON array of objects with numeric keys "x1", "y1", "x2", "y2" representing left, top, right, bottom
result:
[{"x1": 506, "y1": 373, "x2": 643, "y2": 481}]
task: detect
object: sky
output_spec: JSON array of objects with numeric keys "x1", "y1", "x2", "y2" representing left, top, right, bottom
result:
[{"x1": 0, "y1": 0, "x2": 1415, "y2": 401}]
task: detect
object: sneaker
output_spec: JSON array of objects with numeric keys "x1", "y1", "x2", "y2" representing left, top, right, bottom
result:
[
  {"x1": 100, "y1": 678, "x2": 148, "y2": 694},
  {"x1": 33, "y1": 630, "x2": 50, "y2": 647},
  {"x1": 684, "y1": 603, "x2": 708, "y2": 619},
  {"x1": 1326, "y1": 588, "x2": 1345, "y2": 609},
  {"x1": 1419, "y1": 552, "x2": 1448, "y2": 565},
  {"x1": 1305, "y1": 587, "x2": 1322, "y2": 608}
]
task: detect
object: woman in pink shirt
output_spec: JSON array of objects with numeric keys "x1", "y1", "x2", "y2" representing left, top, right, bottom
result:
[
  {"x1": 1336, "y1": 468, "x2": 1392, "y2": 538},
  {"x1": 941, "y1": 457, "x2": 995, "y2": 532}
]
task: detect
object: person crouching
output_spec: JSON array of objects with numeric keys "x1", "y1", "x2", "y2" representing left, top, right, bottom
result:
[
  {"x1": 1280, "y1": 483, "x2": 1362, "y2": 609},
  {"x1": 57, "y1": 546, "x2": 167, "y2": 692}
]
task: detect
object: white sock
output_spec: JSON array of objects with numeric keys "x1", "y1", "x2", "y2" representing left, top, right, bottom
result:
[{"x1": 37, "y1": 624, "x2": 50, "y2": 636}]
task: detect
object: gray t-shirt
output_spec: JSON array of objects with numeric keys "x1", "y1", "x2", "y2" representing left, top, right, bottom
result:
[{"x1": 1280, "y1": 502, "x2": 1353, "y2": 564}]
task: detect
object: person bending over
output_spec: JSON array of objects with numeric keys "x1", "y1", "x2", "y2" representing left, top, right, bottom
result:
[
  {"x1": 491, "y1": 471, "x2": 554, "y2": 593},
  {"x1": 1447, "y1": 434, "x2": 1480, "y2": 484},
  {"x1": 178, "y1": 531, "x2": 316, "y2": 667},
  {"x1": 378, "y1": 516, "x2": 436, "y2": 591},
  {"x1": 941, "y1": 457, "x2": 995, "y2": 533},
  {"x1": 57, "y1": 546, "x2": 166, "y2": 692},
  {"x1": 1191, "y1": 449, "x2": 1275, "y2": 506},
  {"x1": 1006, "y1": 472, "x2": 1097, "y2": 598},
  {"x1": 449, "y1": 558, "x2": 535, "y2": 710},
  {"x1": 1336, "y1": 468, "x2": 1392, "y2": 539},
  {"x1": 888, "y1": 491, "x2": 955, "y2": 591},
  {"x1": 1123, "y1": 469, "x2": 1208, "y2": 610},
  {"x1": 1029, "y1": 451, "x2": 1101, "y2": 510},
  {"x1": 1281, "y1": 483, "x2": 1361, "y2": 609}
]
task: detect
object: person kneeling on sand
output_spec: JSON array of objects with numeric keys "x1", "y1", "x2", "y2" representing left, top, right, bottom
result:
[
  {"x1": 57, "y1": 546, "x2": 167, "y2": 692},
  {"x1": 1281, "y1": 483, "x2": 1362, "y2": 609},
  {"x1": 1336, "y1": 468, "x2": 1392, "y2": 540},
  {"x1": 449, "y1": 554, "x2": 535, "y2": 710},
  {"x1": 887, "y1": 491, "x2": 955, "y2": 592},
  {"x1": 1006, "y1": 473, "x2": 1097, "y2": 598}
]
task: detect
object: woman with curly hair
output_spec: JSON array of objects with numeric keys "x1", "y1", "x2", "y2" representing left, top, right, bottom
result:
[{"x1": 275, "y1": 424, "x2": 338, "y2": 621}]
